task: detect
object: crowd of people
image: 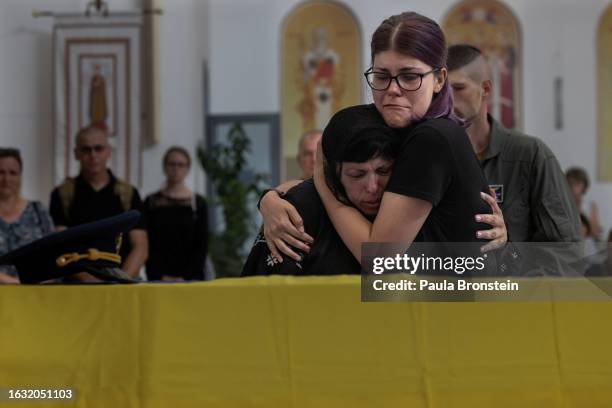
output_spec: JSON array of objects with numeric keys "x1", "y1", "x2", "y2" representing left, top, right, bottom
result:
[
  {"x1": 1, "y1": 11, "x2": 609, "y2": 283},
  {"x1": 0, "y1": 127, "x2": 208, "y2": 283},
  {"x1": 243, "y1": 12, "x2": 608, "y2": 277}
]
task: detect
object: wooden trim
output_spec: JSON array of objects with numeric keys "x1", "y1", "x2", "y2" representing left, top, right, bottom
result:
[
  {"x1": 64, "y1": 38, "x2": 131, "y2": 180},
  {"x1": 77, "y1": 53, "x2": 118, "y2": 135}
]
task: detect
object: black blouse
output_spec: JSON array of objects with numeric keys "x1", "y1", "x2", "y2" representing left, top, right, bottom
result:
[
  {"x1": 241, "y1": 179, "x2": 360, "y2": 276},
  {"x1": 385, "y1": 117, "x2": 492, "y2": 243},
  {"x1": 144, "y1": 191, "x2": 208, "y2": 280}
]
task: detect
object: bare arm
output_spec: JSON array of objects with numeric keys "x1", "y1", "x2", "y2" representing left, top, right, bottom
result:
[
  {"x1": 274, "y1": 179, "x2": 302, "y2": 194},
  {"x1": 314, "y1": 165, "x2": 431, "y2": 261},
  {"x1": 476, "y1": 189, "x2": 508, "y2": 252},
  {"x1": 314, "y1": 166, "x2": 506, "y2": 260},
  {"x1": 312, "y1": 142, "x2": 432, "y2": 261},
  {"x1": 0, "y1": 272, "x2": 20, "y2": 284},
  {"x1": 122, "y1": 229, "x2": 148, "y2": 278}
]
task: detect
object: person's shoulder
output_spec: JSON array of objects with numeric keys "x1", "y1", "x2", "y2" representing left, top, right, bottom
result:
[
  {"x1": 30, "y1": 200, "x2": 53, "y2": 217},
  {"x1": 50, "y1": 177, "x2": 78, "y2": 207},
  {"x1": 28, "y1": 200, "x2": 46, "y2": 209},
  {"x1": 194, "y1": 193, "x2": 208, "y2": 207},
  {"x1": 56, "y1": 176, "x2": 75, "y2": 186},
  {"x1": 121, "y1": 180, "x2": 141, "y2": 198},
  {"x1": 412, "y1": 117, "x2": 465, "y2": 137},
  {"x1": 335, "y1": 103, "x2": 380, "y2": 117},
  {"x1": 494, "y1": 120, "x2": 556, "y2": 160},
  {"x1": 404, "y1": 118, "x2": 466, "y2": 151},
  {"x1": 497, "y1": 124, "x2": 537, "y2": 148},
  {"x1": 109, "y1": 172, "x2": 138, "y2": 191},
  {"x1": 285, "y1": 179, "x2": 319, "y2": 205},
  {"x1": 51, "y1": 177, "x2": 75, "y2": 193},
  {"x1": 26, "y1": 200, "x2": 45, "y2": 215},
  {"x1": 123, "y1": 180, "x2": 139, "y2": 193},
  {"x1": 143, "y1": 190, "x2": 163, "y2": 205},
  {"x1": 145, "y1": 190, "x2": 164, "y2": 199},
  {"x1": 109, "y1": 175, "x2": 142, "y2": 210},
  {"x1": 284, "y1": 179, "x2": 324, "y2": 219}
]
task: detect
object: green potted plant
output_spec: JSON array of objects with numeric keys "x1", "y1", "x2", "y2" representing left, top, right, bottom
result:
[{"x1": 198, "y1": 122, "x2": 267, "y2": 277}]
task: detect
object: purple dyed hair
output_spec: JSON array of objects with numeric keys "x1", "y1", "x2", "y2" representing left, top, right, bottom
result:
[{"x1": 370, "y1": 12, "x2": 461, "y2": 125}]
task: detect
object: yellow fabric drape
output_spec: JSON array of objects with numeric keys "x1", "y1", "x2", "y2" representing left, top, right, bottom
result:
[{"x1": 1, "y1": 276, "x2": 612, "y2": 407}]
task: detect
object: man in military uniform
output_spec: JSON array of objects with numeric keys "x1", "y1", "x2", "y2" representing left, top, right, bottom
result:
[
  {"x1": 49, "y1": 126, "x2": 148, "y2": 280},
  {"x1": 447, "y1": 44, "x2": 580, "y2": 243}
]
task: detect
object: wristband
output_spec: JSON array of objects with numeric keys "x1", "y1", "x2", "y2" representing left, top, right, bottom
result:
[{"x1": 257, "y1": 188, "x2": 285, "y2": 210}]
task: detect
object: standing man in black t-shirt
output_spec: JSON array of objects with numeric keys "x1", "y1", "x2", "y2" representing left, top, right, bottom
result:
[{"x1": 49, "y1": 126, "x2": 148, "y2": 280}]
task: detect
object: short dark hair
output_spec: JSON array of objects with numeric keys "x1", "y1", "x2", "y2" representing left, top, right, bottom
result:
[
  {"x1": 0, "y1": 147, "x2": 23, "y2": 171},
  {"x1": 447, "y1": 44, "x2": 483, "y2": 71},
  {"x1": 163, "y1": 146, "x2": 191, "y2": 168},
  {"x1": 327, "y1": 129, "x2": 398, "y2": 207},
  {"x1": 75, "y1": 125, "x2": 107, "y2": 145},
  {"x1": 566, "y1": 167, "x2": 589, "y2": 194},
  {"x1": 322, "y1": 105, "x2": 399, "y2": 206}
]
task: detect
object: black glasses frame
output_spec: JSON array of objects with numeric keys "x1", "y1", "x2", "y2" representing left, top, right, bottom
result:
[{"x1": 364, "y1": 68, "x2": 441, "y2": 91}]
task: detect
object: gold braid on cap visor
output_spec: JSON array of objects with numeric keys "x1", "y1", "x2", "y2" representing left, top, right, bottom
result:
[{"x1": 56, "y1": 248, "x2": 122, "y2": 268}]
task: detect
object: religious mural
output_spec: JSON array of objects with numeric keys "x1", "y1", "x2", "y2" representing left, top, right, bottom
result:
[
  {"x1": 597, "y1": 4, "x2": 612, "y2": 181},
  {"x1": 281, "y1": 1, "x2": 361, "y2": 180},
  {"x1": 443, "y1": 0, "x2": 522, "y2": 129},
  {"x1": 53, "y1": 14, "x2": 142, "y2": 186}
]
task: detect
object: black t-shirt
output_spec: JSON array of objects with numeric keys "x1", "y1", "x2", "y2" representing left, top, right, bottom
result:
[
  {"x1": 241, "y1": 179, "x2": 360, "y2": 276},
  {"x1": 144, "y1": 192, "x2": 208, "y2": 280},
  {"x1": 385, "y1": 118, "x2": 491, "y2": 243},
  {"x1": 49, "y1": 171, "x2": 145, "y2": 261}
]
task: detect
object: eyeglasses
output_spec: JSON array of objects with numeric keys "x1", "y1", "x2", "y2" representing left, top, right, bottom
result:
[
  {"x1": 77, "y1": 144, "x2": 107, "y2": 154},
  {"x1": 364, "y1": 68, "x2": 440, "y2": 91},
  {"x1": 165, "y1": 161, "x2": 189, "y2": 168}
]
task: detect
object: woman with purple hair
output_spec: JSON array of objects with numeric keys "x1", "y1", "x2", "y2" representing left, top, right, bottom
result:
[{"x1": 259, "y1": 12, "x2": 506, "y2": 263}]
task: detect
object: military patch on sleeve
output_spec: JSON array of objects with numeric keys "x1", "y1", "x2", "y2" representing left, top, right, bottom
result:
[{"x1": 488, "y1": 184, "x2": 504, "y2": 203}]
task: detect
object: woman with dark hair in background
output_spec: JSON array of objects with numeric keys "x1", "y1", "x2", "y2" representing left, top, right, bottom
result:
[
  {"x1": 260, "y1": 12, "x2": 505, "y2": 263},
  {"x1": 566, "y1": 167, "x2": 602, "y2": 241},
  {"x1": 0, "y1": 148, "x2": 54, "y2": 283},
  {"x1": 144, "y1": 146, "x2": 208, "y2": 281}
]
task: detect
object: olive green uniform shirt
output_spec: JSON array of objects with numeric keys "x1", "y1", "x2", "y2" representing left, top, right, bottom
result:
[{"x1": 481, "y1": 116, "x2": 581, "y2": 242}]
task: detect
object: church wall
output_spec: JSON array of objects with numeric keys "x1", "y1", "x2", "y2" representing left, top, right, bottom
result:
[
  {"x1": 208, "y1": 0, "x2": 612, "y2": 233},
  {"x1": 1, "y1": 0, "x2": 611, "y2": 232}
]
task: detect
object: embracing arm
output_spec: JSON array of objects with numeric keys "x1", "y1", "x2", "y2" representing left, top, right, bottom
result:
[
  {"x1": 316, "y1": 174, "x2": 506, "y2": 261},
  {"x1": 314, "y1": 166, "x2": 431, "y2": 262},
  {"x1": 258, "y1": 180, "x2": 313, "y2": 261},
  {"x1": 477, "y1": 190, "x2": 508, "y2": 252},
  {"x1": 311, "y1": 121, "x2": 506, "y2": 261}
]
